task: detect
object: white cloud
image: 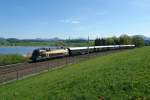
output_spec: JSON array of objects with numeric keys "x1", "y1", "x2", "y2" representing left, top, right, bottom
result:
[
  {"x1": 71, "y1": 20, "x2": 80, "y2": 24},
  {"x1": 59, "y1": 19, "x2": 70, "y2": 23},
  {"x1": 59, "y1": 18, "x2": 80, "y2": 24}
]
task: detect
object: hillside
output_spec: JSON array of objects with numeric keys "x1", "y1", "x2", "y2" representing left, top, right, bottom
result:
[
  {"x1": 0, "y1": 38, "x2": 94, "y2": 47},
  {"x1": 0, "y1": 47, "x2": 150, "y2": 99}
]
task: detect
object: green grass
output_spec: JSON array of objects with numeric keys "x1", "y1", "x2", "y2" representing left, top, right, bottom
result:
[
  {"x1": 0, "y1": 54, "x2": 27, "y2": 66},
  {"x1": 0, "y1": 47, "x2": 150, "y2": 100}
]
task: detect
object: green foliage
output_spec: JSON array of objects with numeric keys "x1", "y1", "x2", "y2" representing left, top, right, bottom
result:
[
  {"x1": 95, "y1": 38, "x2": 106, "y2": 46},
  {"x1": 0, "y1": 47, "x2": 150, "y2": 99},
  {"x1": 106, "y1": 38, "x2": 115, "y2": 45},
  {"x1": 112, "y1": 36, "x2": 120, "y2": 45},
  {"x1": 132, "y1": 36, "x2": 144, "y2": 47},
  {"x1": 119, "y1": 34, "x2": 132, "y2": 45},
  {"x1": 63, "y1": 40, "x2": 94, "y2": 47},
  {"x1": 95, "y1": 34, "x2": 145, "y2": 46},
  {"x1": 95, "y1": 36, "x2": 121, "y2": 46},
  {"x1": 0, "y1": 39, "x2": 94, "y2": 47},
  {"x1": 0, "y1": 54, "x2": 27, "y2": 66},
  {"x1": 6, "y1": 38, "x2": 19, "y2": 43},
  {"x1": 0, "y1": 38, "x2": 9, "y2": 46}
]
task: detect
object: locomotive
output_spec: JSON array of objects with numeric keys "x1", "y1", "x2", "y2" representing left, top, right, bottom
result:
[{"x1": 31, "y1": 45, "x2": 135, "y2": 62}]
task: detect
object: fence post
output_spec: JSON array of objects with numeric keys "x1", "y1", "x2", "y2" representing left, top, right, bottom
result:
[
  {"x1": 48, "y1": 63, "x2": 50, "y2": 71},
  {"x1": 68, "y1": 56, "x2": 70, "y2": 64},
  {"x1": 3, "y1": 74, "x2": 5, "y2": 83},
  {"x1": 65, "y1": 56, "x2": 67, "y2": 65},
  {"x1": 16, "y1": 70, "x2": 19, "y2": 80},
  {"x1": 74, "y1": 56, "x2": 76, "y2": 63}
]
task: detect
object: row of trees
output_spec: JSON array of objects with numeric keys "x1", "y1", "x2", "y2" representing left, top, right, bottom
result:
[{"x1": 95, "y1": 34, "x2": 144, "y2": 47}]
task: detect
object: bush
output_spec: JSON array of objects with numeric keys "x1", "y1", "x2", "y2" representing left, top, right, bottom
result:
[
  {"x1": 106, "y1": 38, "x2": 115, "y2": 45},
  {"x1": 0, "y1": 54, "x2": 27, "y2": 66},
  {"x1": 132, "y1": 36, "x2": 144, "y2": 47},
  {"x1": 119, "y1": 34, "x2": 132, "y2": 45}
]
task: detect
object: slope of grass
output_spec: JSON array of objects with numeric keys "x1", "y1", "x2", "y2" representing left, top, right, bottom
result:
[
  {"x1": 0, "y1": 54, "x2": 27, "y2": 66},
  {"x1": 0, "y1": 47, "x2": 150, "y2": 100}
]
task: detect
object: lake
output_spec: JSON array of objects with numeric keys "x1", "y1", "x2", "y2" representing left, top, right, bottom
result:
[{"x1": 0, "y1": 46, "x2": 56, "y2": 55}]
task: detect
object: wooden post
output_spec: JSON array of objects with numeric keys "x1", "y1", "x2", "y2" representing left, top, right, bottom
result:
[
  {"x1": 16, "y1": 70, "x2": 19, "y2": 80},
  {"x1": 66, "y1": 56, "x2": 67, "y2": 65},
  {"x1": 88, "y1": 36, "x2": 90, "y2": 59}
]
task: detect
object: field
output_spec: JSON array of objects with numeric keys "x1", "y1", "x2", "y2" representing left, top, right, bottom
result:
[
  {"x1": 0, "y1": 47, "x2": 150, "y2": 99},
  {"x1": 0, "y1": 54, "x2": 27, "y2": 66}
]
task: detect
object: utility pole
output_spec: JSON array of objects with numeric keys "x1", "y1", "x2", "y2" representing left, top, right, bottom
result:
[
  {"x1": 88, "y1": 36, "x2": 90, "y2": 59},
  {"x1": 68, "y1": 36, "x2": 71, "y2": 46}
]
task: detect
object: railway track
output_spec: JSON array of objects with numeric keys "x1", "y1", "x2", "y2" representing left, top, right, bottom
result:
[{"x1": 0, "y1": 49, "x2": 128, "y2": 84}]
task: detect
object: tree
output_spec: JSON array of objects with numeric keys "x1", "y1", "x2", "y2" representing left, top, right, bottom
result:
[
  {"x1": 95, "y1": 38, "x2": 106, "y2": 46},
  {"x1": 95, "y1": 38, "x2": 100, "y2": 46},
  {"x1": 132, "y1": 36, "x2": 144, "y2": 47},
  {"x1": 101, "y1": 38, "x2": 107, "y2": 45},
  {"x1": 112, "y1": 36, "x2": 120, "y2": 45},
  {"x1": 119, "y1": 34, "x2": 132, "y2": 45},
  {"x1": 106, "y1": 38, "x2": 115, "y2": 45},
  {"x1": 95, "y1": 34, "x2": 145, "y2": 47}
]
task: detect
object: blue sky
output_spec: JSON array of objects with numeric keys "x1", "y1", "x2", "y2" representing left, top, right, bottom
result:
[{"x1": 0, "y1": 0, "x2": 150, "y2": 39}]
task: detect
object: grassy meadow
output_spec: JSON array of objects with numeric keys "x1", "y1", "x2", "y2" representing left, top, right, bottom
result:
[
  {"x1": 0, "y1": 54, "x2": 27, "y2": 66},
  {"x1": 0, "y1": 47, "x2": 150, "y2": 99}
]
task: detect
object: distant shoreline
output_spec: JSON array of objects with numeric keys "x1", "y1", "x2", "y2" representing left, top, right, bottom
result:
[{"x1": 0, "y1": 46, "x2": 55, "y2": 47}]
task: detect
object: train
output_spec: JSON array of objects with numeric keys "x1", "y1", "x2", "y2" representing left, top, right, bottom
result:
[{"x1": 31, "y1": 45, "x2": 135, "y2": 62}]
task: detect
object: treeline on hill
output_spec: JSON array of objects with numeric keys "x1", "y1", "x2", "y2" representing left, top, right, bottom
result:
[
  {"x1": 0, "y1": 38, "x2": 52, "y2": 46},
  {"x1": 95, "y1": 34, "x2": 145, "y2": 47},
  {"x1": 0, "y1": 38, "x2": 94, "y2": 47}
]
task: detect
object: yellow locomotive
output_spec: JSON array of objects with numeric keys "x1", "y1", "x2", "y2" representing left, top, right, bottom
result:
[{"x1": 31, "y1": 47, "x2": 68, "y2": 62}]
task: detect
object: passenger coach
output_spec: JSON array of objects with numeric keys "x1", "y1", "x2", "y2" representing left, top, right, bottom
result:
[{"x1": 31, "y1": 45, "x2": 135, "y2": 62}]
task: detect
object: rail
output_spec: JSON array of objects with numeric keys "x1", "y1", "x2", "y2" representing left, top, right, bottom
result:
[{"x1": 0, "y1": 49, "x2": 131, "y2": 85}]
